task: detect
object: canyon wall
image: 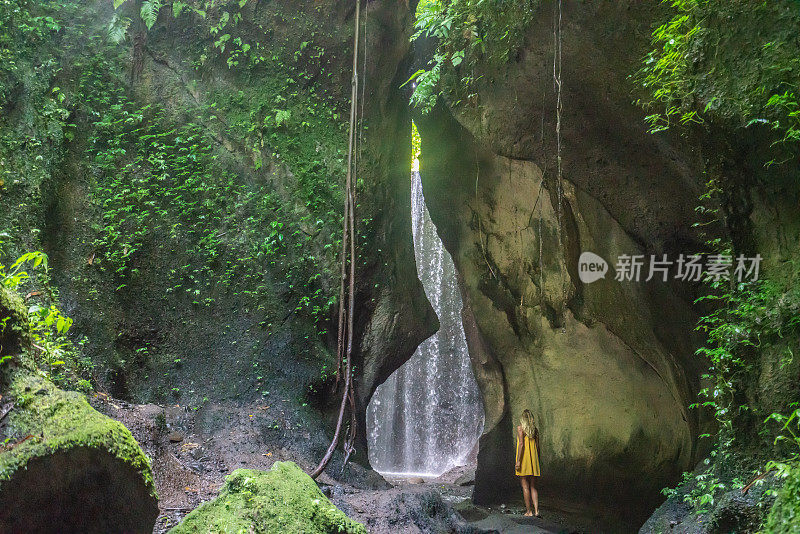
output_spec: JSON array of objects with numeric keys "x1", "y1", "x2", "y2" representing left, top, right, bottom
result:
[{"x1": 413, "y1": 1, "x2": 710, "y2": 522}]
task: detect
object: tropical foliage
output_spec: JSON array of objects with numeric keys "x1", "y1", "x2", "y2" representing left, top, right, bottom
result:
[
  {"x1": 407, "y1": 0, "x2": 540, "y2": 112},
  {"x1": 636, "y1": 0, "x2": 800, "y2": 149},
  {"x1": 637, "y1": 0, "x2": 800, "y2": 518}
]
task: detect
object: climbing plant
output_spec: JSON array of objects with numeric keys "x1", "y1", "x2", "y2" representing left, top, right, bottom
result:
[{"x1": 652, "y1": 168, "x2": 800, "y2": 513}]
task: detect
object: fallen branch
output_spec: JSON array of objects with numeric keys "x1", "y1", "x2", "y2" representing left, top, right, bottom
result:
[{"x1": 741, "y1": 470, "x2": 773, "y2": 494}]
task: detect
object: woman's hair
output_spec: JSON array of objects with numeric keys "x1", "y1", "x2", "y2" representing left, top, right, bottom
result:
[{"x1": 520, "y1": 409, "x2": 538, "y2": 439}]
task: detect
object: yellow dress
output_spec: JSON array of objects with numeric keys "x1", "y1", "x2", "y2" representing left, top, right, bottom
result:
[{"x1": 515, "y1": 432, "x2": 541, "y2": 476}]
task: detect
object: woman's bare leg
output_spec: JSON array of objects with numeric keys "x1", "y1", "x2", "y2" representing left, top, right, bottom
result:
[
  {"x1": 529, "y1": 476, "x2": 540, "y2": 516},
  {"x1": 519, "y1": 477, "x2": 533, "y2": 515}
]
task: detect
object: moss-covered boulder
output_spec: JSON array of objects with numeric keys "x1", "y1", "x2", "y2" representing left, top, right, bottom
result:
[
  {"x1": 0, "y1": 373, "x2": 158, "y2": 533},
  {"x1": 765, "y1": 465, "x2": 800, "y2": 533},
  {"x1": 169, "y1": 462, "x2": 366, "y2": 534}
]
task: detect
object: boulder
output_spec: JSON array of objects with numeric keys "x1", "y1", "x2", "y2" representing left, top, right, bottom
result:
[
  {"x1": 412, "y1": 1, "x2": 710, "y2": 523},
  {"x1": 0, "y1": 373, "x2": 158, "y2": 534},
  {"x1": 640, "y1": 473, "x2": 778, "y2": 534},
  {"x1": 168, "y1": 462, "x2": 366, "y2": 534}
]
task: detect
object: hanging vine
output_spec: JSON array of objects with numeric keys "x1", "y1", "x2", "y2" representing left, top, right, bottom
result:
[{"x1": 310, "y1": 0, "x2": 364, "y2": 480}]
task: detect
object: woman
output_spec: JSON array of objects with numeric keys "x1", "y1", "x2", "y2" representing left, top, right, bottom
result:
[{"x1": 514, "y1": 409, "x2": 541, "y2": 517}]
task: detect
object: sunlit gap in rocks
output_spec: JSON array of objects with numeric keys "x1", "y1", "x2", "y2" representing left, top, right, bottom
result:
[{"x1": 366, "y1": 122, "x2": 484, "y2": 478}]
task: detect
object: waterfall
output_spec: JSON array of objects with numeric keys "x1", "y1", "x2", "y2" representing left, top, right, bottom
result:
[{"x1": 366, "y1": 171, "x2": 484, "y2": 477}]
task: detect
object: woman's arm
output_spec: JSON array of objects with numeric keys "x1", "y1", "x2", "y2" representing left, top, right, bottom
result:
[{"x1": 515, "y1": 426, "x2": 524, "y2": 470}]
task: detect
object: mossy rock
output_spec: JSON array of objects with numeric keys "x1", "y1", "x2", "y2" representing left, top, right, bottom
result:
[
  {"x1": 765, "y1": 464, "x2": 800, "y2": 533},
  {"x1": 0, "y1": 285, "x2": 30, "y2": 363},
  {"x1": 169, "y1": 462, "x2": 366, "y2": 534},
  {"x1": 0, "y1": 373, "x2": 158, "y2": 533}
]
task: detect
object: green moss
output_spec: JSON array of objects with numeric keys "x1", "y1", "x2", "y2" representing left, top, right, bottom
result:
[
  {"x1": 169, "y1": 462, "x2": 365, "y2": 534},
  {"x1": 0, "y1": 373, "x2": 156, "y2": 497},
  {"x1": 765, "y1": 465, "x2": 800, "y2": 533},
  {"x1": 0, "y1": 285, "x2": 30, "y2": 362},
  {"x1": 0, "y1": 284, "x2": 27, "y2": 322}
]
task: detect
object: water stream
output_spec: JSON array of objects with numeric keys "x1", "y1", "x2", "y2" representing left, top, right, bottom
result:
[{"x1": 366, "y1": 171, "x2": 484, "y2": 477}]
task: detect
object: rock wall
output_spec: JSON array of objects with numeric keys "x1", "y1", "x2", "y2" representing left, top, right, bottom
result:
[
  {"x1": 0, "y1": 0, "x2": 429, "y2": 476},
  {"x1": 413, "y1": 0, "x2": 710, "y2": 523},
  {"x1": 346, "y1": 0, "x2": 438, "y2": 466}
]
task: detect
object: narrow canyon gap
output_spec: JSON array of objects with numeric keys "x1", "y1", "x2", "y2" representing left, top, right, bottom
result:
[{"x1": 367, "y1": 125, "x2": 484, "y2": 477}]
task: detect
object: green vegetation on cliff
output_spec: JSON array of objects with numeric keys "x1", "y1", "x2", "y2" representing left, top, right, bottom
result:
[
  {"x1": 765, "y1": 463, "x2": 800, "y2": 533},
  {"x1": 637, "y1": 0, "x2": 800, "y2": 149},
  {"x1": 0, "y1": 0, "x2": 354, "y2": 405},
  {"x1": 635, "y1": 0, "x2": 800, "y2": 525},
  {"x1": 0, "y1": 252, "x2": 91, "y2": 389},
  {"x1": 408, "y1": 0, "x2": 540, "y2": 112}
]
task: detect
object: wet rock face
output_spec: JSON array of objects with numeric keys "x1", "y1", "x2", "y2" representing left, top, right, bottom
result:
[{"x1": 412, "y1": 0, "x2": 708, "y2": 523}]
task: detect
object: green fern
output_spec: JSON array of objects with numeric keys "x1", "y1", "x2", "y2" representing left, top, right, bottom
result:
[
  {"x1": 173, "y1": 1, "x2": 187, "y2": 17},
  {"x1": 140, "y1": 0, "x2": 162, "y2": 30},
  {"x1": 107, "y1": 14, "x2": 131, "y2": 43}
]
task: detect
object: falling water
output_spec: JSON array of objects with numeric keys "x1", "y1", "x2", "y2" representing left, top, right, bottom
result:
[{"x1": 366, "y1": 171, "x2": 484, "y2": 477}]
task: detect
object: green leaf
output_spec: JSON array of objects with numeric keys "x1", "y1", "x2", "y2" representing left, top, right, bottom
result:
[
  {"x1": 140, "y1": 0, "x2": 162, "y2": 30},
  {"x1": 113, "y1": 0, "x2": 127, "y2": 8},
  {"x1": 173, "y1": 1, "x2": 186, "y2": 17},
  {"x1": 400, "y1": 69, "x2": 426, "y2": 89}
]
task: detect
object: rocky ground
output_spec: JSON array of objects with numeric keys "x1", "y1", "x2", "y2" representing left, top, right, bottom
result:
[{"x1": 93, "y1": 394, "x2": 608, "y2": 534}]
